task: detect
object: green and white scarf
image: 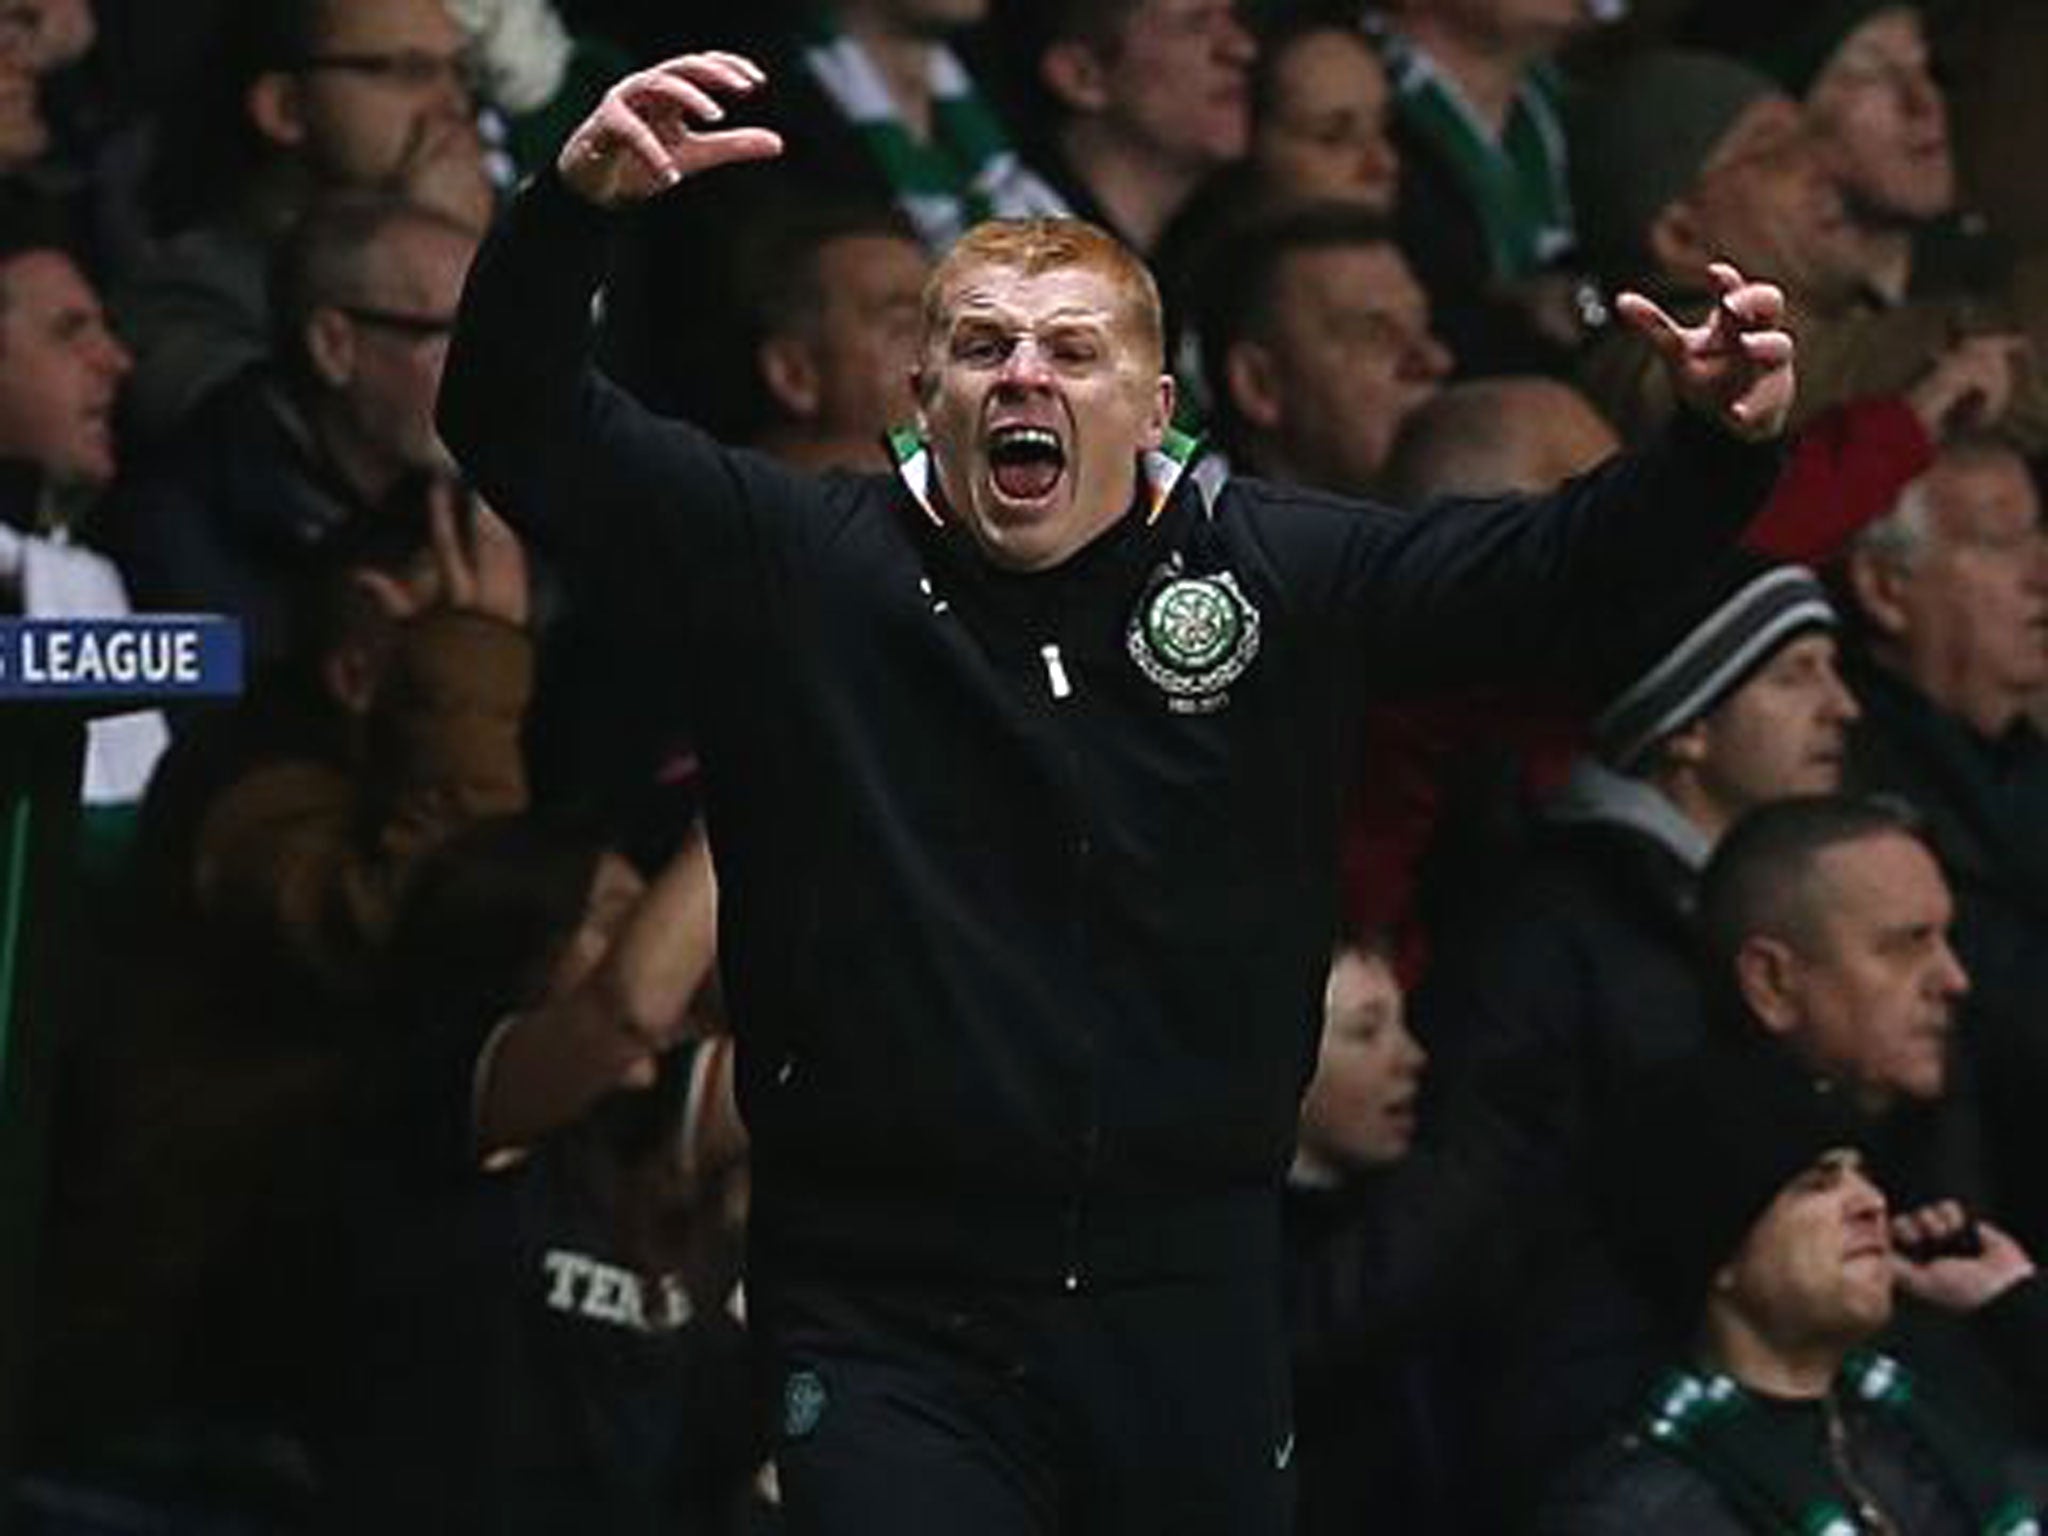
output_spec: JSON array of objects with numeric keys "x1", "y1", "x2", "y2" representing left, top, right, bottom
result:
[
  {"x1": 1381, "y1": 32, "x2": 1574, "y2": 282},
  {"x1": 802, "y1": 17, "x2": 1070, "y2": 253},
  {"x1": 1638, "y1": 1352, "x2": 2040, "y2": 1535}
]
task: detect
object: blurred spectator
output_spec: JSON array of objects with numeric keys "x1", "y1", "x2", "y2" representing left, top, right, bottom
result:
[
  {"x1": 1368, "y1": 0, "x2": 1604, "y2": 374},
  {"x1": 1697, "y1": 793, "x2": 2048, "y2": 1439},
  {"x1": 1282, "y1": 940, "x2": 1450, "y2": 1534},
  {"x1": 1, "y1": 0, "x2": 159, "y2": 280},
  {"x1": 1938, "y1": 0, "x2": 2048, "y2": 256},
  {"x1": 770, "y1": 0, "x2": 1065, "y2": 255},
  {"x1": 0, "y1": 202, "x2": 166, "y2": 829},
  {"x1": 1196, "y1": 199, "x2": 1451, "y2": 493},
  {"x1": 1409, "y1": 553, "x2": 1855, "y2": 1512},
  {"x1": 1680, "y1": 1, "x2": 1984, "y2": 308},
  {"x1": 0, "y1": 2, "x2": 89, "y2": 180},
  {"x1": 443, "y1": 0, "x2": 631, "y2": 178},
  {"x1": 1380, "y1": 372, "x2": 1614, "y2": 504},
  {"x1": 1345, "y1": 375, "x2": 1618, "y2": 979},
  {"x1": 737, "y1": 199, "x2": 928, "y2": 473},
  {"x1": 106, "y1": 193, "x2": 481, "y2": 668},
  {"x1": 21, "y1": 488, "x2": 535, "y2": 1524},
  {"x1": 618, "y1": 0, "x2": 1060, "y2": 438},
  {"x1": 314, "y1": 815, "x2": 758, "y2": 1532},
  {"x1": 1571, "y1": 48, "x2": 2048, "y2": 451},
  {"x1": 1246, "y1": 15, "x2": 1399, "y2": 215},
  {"x1": 1541, "y1": 1032, "x2": 2046, "y2": 1534},
  {"x1": 116, "y1": 0, "x2": 490, "y2": 443},
  {"x1": 1841, "y1": 439, "x2": 2048, "y2": 1255},
  {"x1": 1026, "y1": 0, "x2": 1256, "y2": 258},
  {"x1": 160, "y1": 482, "x2": 531, "y2": 1013}
]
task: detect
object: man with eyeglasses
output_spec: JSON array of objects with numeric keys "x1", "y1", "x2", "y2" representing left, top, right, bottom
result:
[
  {"x1": 113, "y1": 0, "x2": 492, "y2": 446},
  {"x1": 107, "y1": 193, "x2": 481, "y2": 667}
]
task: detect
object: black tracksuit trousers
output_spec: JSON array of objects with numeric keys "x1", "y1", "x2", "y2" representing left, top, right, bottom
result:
[{"x1": 757, "y1": 1268, "x2": 1294, "y2": 1536}]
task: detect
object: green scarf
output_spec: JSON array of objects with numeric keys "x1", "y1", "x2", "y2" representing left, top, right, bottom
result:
[
  {"x1": 801, "y1": 15, "x2": 1069, "y2": 253},
  {"x1": 1384, "y1": 37, "x2": 1573, "y2": 282},
  {"x1": 1639, "y1": 1352, "x2": 2039, "y2": 1534}
]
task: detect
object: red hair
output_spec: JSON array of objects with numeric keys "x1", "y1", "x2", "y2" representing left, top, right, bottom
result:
[{"x1": 922, "y1": 217, "x2": 1165, "y2": 373}]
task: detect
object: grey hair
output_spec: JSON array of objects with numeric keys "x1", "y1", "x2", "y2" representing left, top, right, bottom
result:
[{"x1": 1852, "y1": 475, "x2": 1935, "y2": 570}]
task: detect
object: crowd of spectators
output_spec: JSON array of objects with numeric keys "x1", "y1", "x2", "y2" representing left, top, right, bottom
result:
[{"x1": 6, "y1": 0, "x2": 2048, "y2": 1530}]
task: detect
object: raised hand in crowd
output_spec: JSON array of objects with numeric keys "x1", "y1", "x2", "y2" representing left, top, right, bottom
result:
[
  {"x1": 1615, "y1": 259, "x2": 1795, "y2": 441},
  {"x1": 1905, "y1": 332, "x2": 2032, "y2": 441},
  {"x1": 1892, "y1": 1200, "x2": 2039, "y2": 1314},
  {"x1": 555, "y1": 50, "x2": 781, "y2": 207},
  {"x1": 475, "y1": 821, "x2": 726, "y2": 1158},
  {"x1": 359, "y1": 477, "x2": 530, "y2": 630}
]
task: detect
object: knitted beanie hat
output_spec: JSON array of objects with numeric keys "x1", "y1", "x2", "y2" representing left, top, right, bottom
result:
[
  {"x1": 1570, "y1": 49, "x2": 1782, "y2": 281},
  {"x1": 1613, "y1": 1032, "x2": 1866, "y2": 1332},
  {"x1": 1680, "y1": 0, "x2": 1909, "y2": 98},
  {"x1": 1594, "y1": 557, "x2": 1837, "y2": 774}
]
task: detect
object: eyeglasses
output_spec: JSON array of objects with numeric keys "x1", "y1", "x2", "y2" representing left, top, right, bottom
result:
[
  {"x1": 293, "y1": 50, "x2": 476, "y2": 95},
  {"x1": 339, "y1": 305, "x2": 458, "y2": 340}
]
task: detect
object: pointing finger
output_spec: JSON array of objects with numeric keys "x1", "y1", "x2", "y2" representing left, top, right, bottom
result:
[
  {"x1": 1613, "y1": 290, "x2": 1690, "y2": 362},
  {"x1": 1737, "y1": 330, "x2": 1794, "y2": 366},
  {"x1": 1718, "y1": 283, "x2": 1787, "y2": 330},
  {"x1": 699, "y1": 50, "x2": 768, "y2": 87},
  {"x1": 670, "y1": 51, "x2": 766, "y2": 93},
  {"x1": 624, "y1": 69, "x2": 728, "y2": 125},
  {"x1": 689, "y1": 126, "x2": 785, "y2": 171}
]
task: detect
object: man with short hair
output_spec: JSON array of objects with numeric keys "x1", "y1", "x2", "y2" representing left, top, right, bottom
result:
[
  {"x1": 1198, "y1": 201, "x2": 1452, "y2": 496},
  {"x1": 115, "y1": 0, "x2": 491, "y2": 442},
  {"x1": 1380, "y1": 374, "x2": 1616, "y2": 508},
  {"x1": 439, "y1": 48, "x2": 1798, "y2": 1534},
  {"x1": 1842, "y1": 439, "x2": 2048, "y2": 1252},
  {"x1": 0, "y1": 211, "x2": 166, "y2": 816},
  {"x1": 109, "y1": 194, "x2": 482, "y2": 667},
  {"x1": 1028, "y1": 0, "x2": 1255, "y2": 258},
  {"x1": 739, "y1": 202, "x2": 930, "y2": 474},
  {"x1": 1541, "y1": 1031, "x2": 2046, "y2": 1534},
  {"x1": 1699, "y1": 795, "x2": 1969, "y2": 1119}
]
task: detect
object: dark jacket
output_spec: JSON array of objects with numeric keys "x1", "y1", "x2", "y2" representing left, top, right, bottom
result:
[
  {"x1": 439, "y1": 167, "x2": 1779, "y2": 1292},
  {"x1": 1843, "y1": 656, "x2": 2048, "y2": 1253},
  {"x1": 1539, "y1": 1375, "x2": 2047, "y2": 1536},
  {"x1": 102, "y1": 366, "x2": 373, "y2": 668},
  {"x1": 1408, "y1": 770, "x2": 1716, "y2": 1514}
]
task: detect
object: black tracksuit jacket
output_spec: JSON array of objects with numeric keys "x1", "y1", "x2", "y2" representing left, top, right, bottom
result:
[{"x1": 439, "y1": 168, "x2": 1781, "y2": 1294}]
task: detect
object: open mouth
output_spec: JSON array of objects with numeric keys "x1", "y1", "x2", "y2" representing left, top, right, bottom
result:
[{"x1": 988, "y1": 424, "x2": 1066, "y2": 503}]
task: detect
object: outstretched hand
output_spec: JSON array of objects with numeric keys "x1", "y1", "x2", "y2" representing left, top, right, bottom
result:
[
  {"x1": 557, "y1": 51, "x2": 783, "y2": 207},
  {"x1": 1617, "y1": 262, "x2": 1796, "y2": 443}
]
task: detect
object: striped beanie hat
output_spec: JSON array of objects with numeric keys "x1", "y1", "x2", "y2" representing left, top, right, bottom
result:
[{"x1": 1595, "y1": 558, "x2": 1838, "y2": 773}]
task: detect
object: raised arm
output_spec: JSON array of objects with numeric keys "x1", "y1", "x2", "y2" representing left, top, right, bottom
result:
[
  {"x1": 1303, "y1": 263, "x2": 1798, "y2": 701},
  {"x1": 436, "y1": 51, "x2": 805, "y2": 581},
  {"x1": 475, "y1": 823, "x2": 721, "y2": 1157}
]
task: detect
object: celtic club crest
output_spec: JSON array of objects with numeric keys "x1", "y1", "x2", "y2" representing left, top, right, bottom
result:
[{"x1": 1127, "y1": 569, "x2": 1262, "y2": 710}]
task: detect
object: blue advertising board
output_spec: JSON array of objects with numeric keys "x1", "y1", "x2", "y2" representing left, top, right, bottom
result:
[{"x1": 0, "y1": 616, "x2": 242, "y2": 702}]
